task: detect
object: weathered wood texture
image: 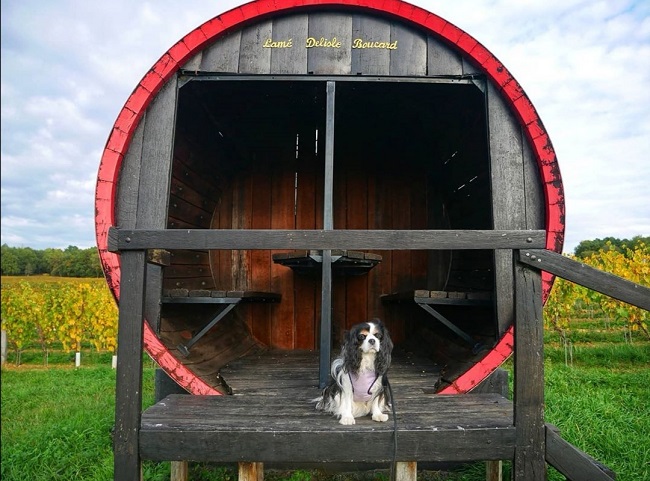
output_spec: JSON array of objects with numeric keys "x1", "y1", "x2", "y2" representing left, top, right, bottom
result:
[
  {"x1": 138, "y1": 78, "x2": 178, "y2": 327},
  {"x1": 161, "y1": 289, "x2": 281, "y2": 303},
  {"x1": 189, "y1": 12, "x2": 435, "y2": 77},
  {"x1": 513, "y1": 260, "x2": 545, "y2": 481},
  {"x1": 170, "y1": 461, "x2": 188, "y2": 481},
  {"x1": 238, "y1": 462, "x2": 264, "y2": 481},
  {"x1": 140, "y1": 351, "x2": 515, "y2": 464},
  {"x1": 520, "y1": 249, "x2": 650, "y2": 311},
  {"x1": 110, "y1": 228, "x2": 545, "y2": 252},
  {"x1": 113, "y1": 251, "x2": 147, "y2": 481},
  {"x1": 545, "y1": 425, "x2": 616, "y2": 481},
  {"x1": 351, "y1": 16, "x2": 390, "y2": 74},
  {"x1": 395, "y1": 461, "x2": 417, "y2": 481},
  {"x1": 382, "y1": 290, "x2": 492, "y2": 305},
  {"x1": 112, "y1": 72, "x2": 180, "y2": 476},
  {"x1": 489, "y1": 82, "x2": 545, "y2": 337}
]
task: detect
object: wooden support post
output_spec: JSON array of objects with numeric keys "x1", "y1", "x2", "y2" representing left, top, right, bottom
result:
[
  {"x1": 113, "y1": 250, "x2": 147, "y2": 481},
  {"x1": 473, "y1": 368, "x2": 508, "y2": 481},
  {"x1": 513, "y1": 252, "x2": 545, "y2": 480},
  {"x1": 170, "y1": 461, "x2": 188, "y2": 481},
  {"x1": 486, "y1": 460, "x2": 502, "y2": 481},
  {"x1": 319, "y1": 79, "x2": 336, "y2": 389},
  {"x1": 319, "y1": 249, "x2": 333, "y2": 388},
  {"x1": 395, "y1": 461, "x2": 417, "y2": 481},
  {"x1": 238, "y1": 462, "x2": 263, "y2": 481}
]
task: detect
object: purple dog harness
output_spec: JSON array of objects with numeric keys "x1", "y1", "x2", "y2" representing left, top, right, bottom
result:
[{"x1": 349, "y1": 371, "x2": 379, "y2": 402}]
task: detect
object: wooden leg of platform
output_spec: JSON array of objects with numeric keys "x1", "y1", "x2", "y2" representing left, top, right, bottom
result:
[
  {"x1": 486, "y1": 460, "x2": 502, "y2": 481},
  {"x1": 238, "y1": 462, "x2": 263, "y2": 481},
  {"x1": 170, "y1": 460, "x2": 188, "y2": 481},
  {"x1": 395, "y1": 461, "x2": 417, "y2": 481}
]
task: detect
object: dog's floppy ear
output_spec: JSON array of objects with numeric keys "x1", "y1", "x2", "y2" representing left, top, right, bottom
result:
[
  {"x1": 342, "y1": 324, "x2": 363, "y2": 371},
  {"x1": 346, "y1": 324, "x2": 359, "y2": 344}
]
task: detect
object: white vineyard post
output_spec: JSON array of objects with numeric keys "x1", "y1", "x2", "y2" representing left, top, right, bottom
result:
[{"x1": 1, "y1": 330, "x2": 6, "y2": 365}]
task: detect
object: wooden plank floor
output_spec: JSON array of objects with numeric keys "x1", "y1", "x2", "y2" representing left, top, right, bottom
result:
[{"x1": 140, "y1": 350, "x2": 514, "y2": 464}]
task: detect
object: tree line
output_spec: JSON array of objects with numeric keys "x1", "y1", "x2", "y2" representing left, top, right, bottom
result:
[
  {"x1": 1, "y1": 236, "x2": 647, "y2": 278},
  {"x1": 1, "y1": 244, "x2": 103, "y2": 277},
  {"x1": 573, "y1": 235, "x2": 649, "y2": 259}
]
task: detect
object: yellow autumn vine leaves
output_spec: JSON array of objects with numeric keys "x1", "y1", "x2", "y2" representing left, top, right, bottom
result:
[
  {"x1": 1, "y1": 279, "x2": 118, "y2": 354},
  {"x1": 545, "y1": 241, "x2": 649, "y2": 338}
]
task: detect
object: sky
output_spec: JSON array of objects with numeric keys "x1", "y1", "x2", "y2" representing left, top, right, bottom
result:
[{"x1": 1, "y1": 0, "x2": 649, "y2": 255}]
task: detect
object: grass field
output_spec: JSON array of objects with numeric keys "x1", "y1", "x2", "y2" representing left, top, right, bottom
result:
[{"x1": 2, "y1": 317, "x2": 649, "y2": 481}]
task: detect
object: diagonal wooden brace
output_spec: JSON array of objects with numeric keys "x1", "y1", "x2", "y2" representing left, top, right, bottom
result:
[
  {"x1": 177, "y1": 301, "x2": 240, "y2": 357},
  {"x1": 416, "y1": 303, "x2": 484, "y2": 353}
]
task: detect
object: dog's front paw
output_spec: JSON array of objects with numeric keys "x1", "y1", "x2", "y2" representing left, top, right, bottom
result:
[
  {"x1": 339, "y1": 415, "x2": 356, "y2": 425},
  {"x1": 372, "y1": 413, "x2": 389, "y2": 422}
]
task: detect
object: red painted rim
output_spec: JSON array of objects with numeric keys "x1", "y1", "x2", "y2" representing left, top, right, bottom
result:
[{"x1": 95, "y1": 0, "x2": 564, "y2": 395}]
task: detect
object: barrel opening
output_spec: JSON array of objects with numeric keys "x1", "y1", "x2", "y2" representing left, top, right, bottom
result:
[{"x1": 158, "y1": 76, "x2": 497, "y2": 391}]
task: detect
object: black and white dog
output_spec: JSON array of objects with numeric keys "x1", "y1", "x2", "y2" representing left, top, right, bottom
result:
[{"x1": 314, "y1": 319, "x2": 393, "y2": 425}]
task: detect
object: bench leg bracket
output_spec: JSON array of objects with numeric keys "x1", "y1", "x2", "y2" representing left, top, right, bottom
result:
[
  {"x1": 177, "y1": 302, "x2": 239, "y2": 356},
  {"x1": 417, "y1": 303, "x2": 484, "y2": 352}
]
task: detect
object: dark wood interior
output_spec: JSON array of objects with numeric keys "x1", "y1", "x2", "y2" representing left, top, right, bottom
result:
[{"x1": 158, "y1": 77, "x2": 496, "y2": 391}]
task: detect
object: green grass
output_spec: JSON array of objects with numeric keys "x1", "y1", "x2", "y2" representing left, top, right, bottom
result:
[
  {"x1": 1, "y1": 366, "x2": 118, "y2": 480},
  {"x1": 4, "y1": 344, "x2": 115, "y2": 366},
  {"x1": 544, "y1": 365, "x2": 650, "y2": 480},
  {"x1": 2, "y1": 320, "x2": 649, "y2": 481}
]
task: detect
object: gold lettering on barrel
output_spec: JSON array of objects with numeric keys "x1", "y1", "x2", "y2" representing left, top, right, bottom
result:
[
  {"x1": 305, "y1": 37, "x2": 342, "y2": 48},
  {"x1": 352, "y1": 38, "x2": 398, "y2": 50},
  {"x1": 263, "y1": 38, "x2": 293, "y2": 48}
]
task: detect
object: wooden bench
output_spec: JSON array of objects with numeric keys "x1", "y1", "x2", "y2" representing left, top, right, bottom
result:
[
  {"x1": 381, "y1": 289, "x2": 492, "y2": 306},
  {"x1": 382, "y1": 290, "x2": 492, "y2": 353},
  {"x1": 272, "y1": 249, "x2": 382, "y2": 276},
  {"x1": 162, "y1": 289, "x2": 281, "y2": 357}
]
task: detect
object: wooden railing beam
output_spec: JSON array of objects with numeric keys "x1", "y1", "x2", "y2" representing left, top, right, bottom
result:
[
  {"x1": 520, "y1": 249, "x2": 650, "y2": 310},
  {"x1": 108, "y1": 227, "x2": 546, "y2": 252}
]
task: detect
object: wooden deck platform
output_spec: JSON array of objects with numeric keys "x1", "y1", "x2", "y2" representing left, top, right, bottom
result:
[{"x1": 140, "y1": 351, "x2": 514, "y2": 464}]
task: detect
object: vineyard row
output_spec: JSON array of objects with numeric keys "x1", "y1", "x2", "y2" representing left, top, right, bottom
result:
[{"x1": 1, "y1": 243, "x2": 647, "y2": 364}]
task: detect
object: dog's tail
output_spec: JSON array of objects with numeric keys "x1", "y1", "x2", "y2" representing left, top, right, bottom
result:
[
  {"x1": 312, "y1": 382, "x2": 337, "y2": 412},
  {"x1": 312, "y1": 357, "x2": 345, "y2": 412},
  {"x1": 330, "y1": 357, "x2": 345, "y2": 387}
]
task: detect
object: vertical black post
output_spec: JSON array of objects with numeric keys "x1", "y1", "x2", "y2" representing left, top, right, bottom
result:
[
  {"x1": 319, "y1": 81, "x2": 336, "y2": 389},
  {"x1": 513, "y1": 250, "x2": 546, "y2": 481},
  {"x1": 113, "y1": 250, "x2": 147, "y2": 481},
  {"x1": 320, "y1": 249, "x2": 332, "y2": 388},
  {"x1": 323, "y1": 81, "x2": 335, "y2": 231}
]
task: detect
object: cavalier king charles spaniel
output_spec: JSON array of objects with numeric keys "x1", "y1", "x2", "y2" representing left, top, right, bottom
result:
[{"x1": 314, "y1": 319, "x2": 393, "y2": 425}]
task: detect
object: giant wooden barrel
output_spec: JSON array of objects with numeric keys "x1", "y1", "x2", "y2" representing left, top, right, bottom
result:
[{"x1": 95, "y1": 0, "x2": 564, "y2": 395}]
